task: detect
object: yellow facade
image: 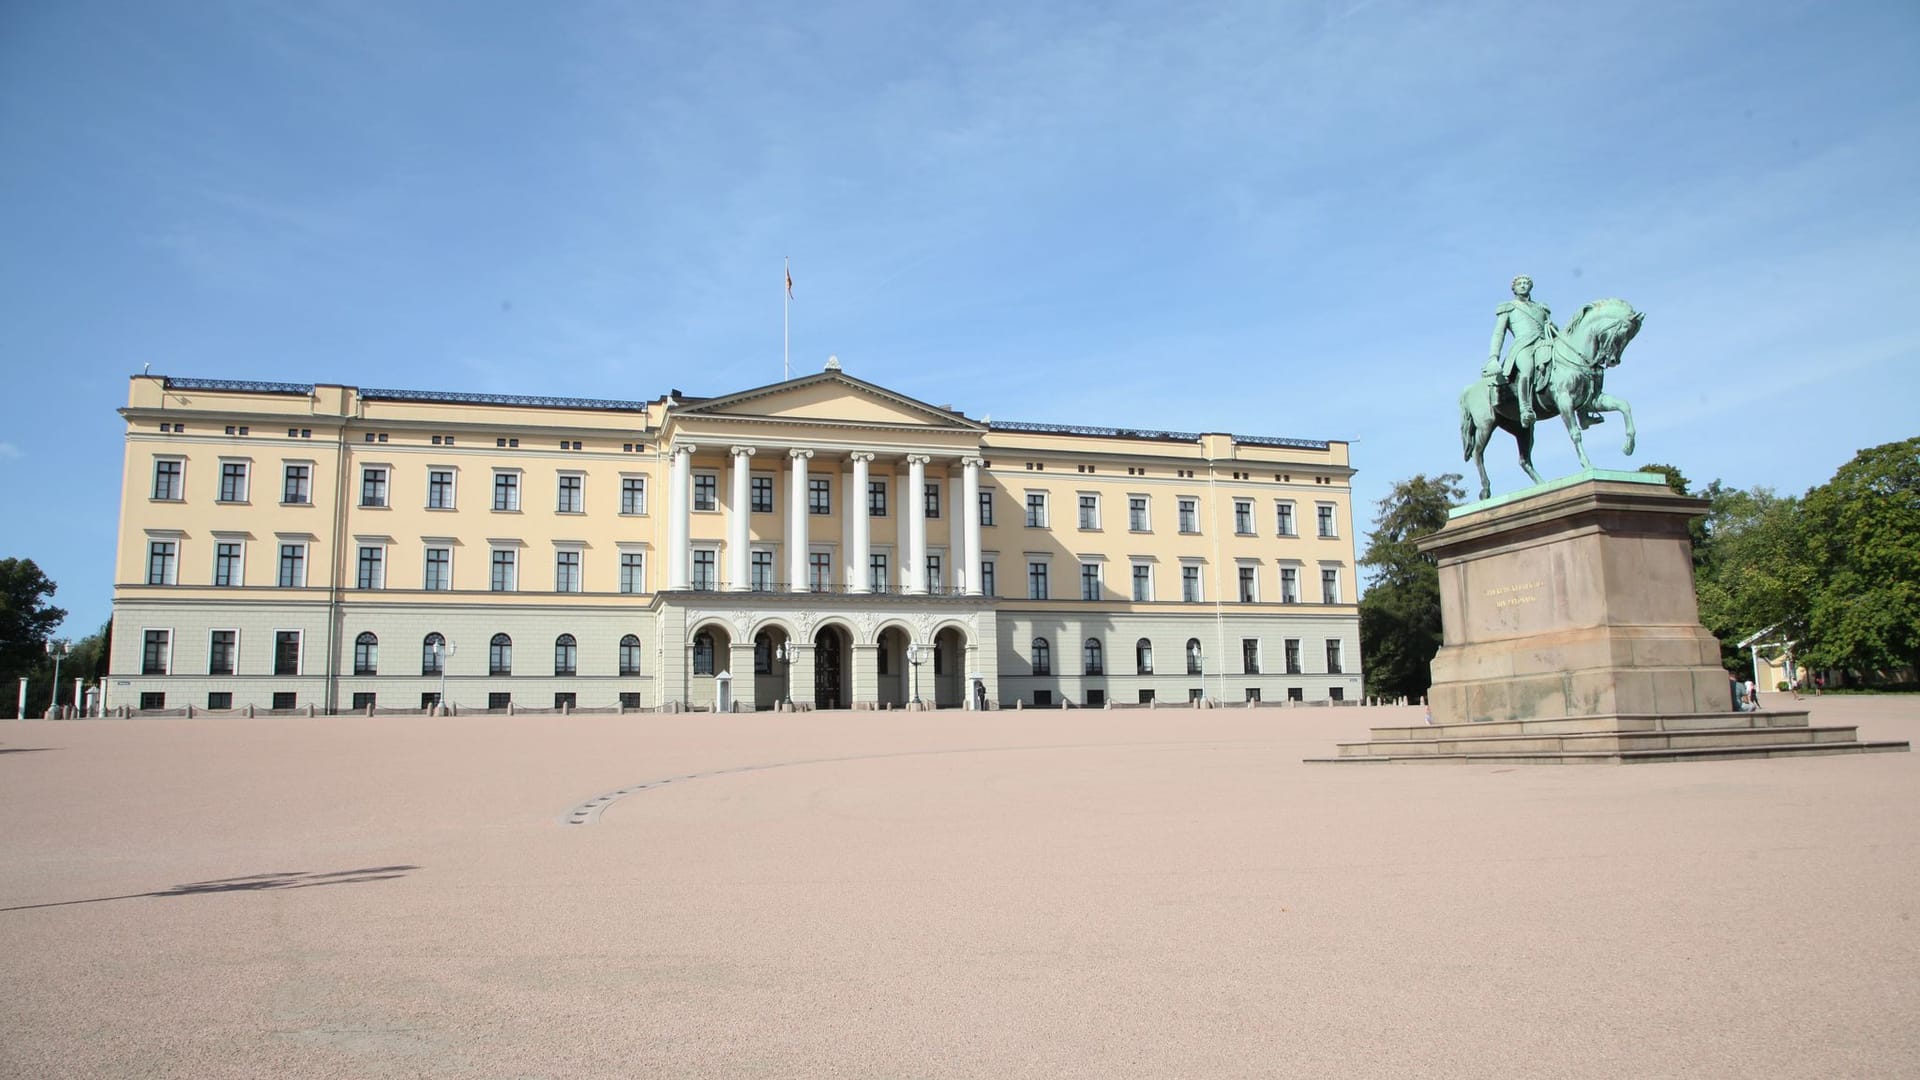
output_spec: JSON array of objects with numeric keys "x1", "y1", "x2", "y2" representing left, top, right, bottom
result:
[{"x1": 109, "y1": 367, "x2": 1360, "y2": 712}]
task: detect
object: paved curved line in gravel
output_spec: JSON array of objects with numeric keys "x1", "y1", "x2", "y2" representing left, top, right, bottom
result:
[{"x1": 560, "y1": 738, "x2": 1268, "y2": 825}]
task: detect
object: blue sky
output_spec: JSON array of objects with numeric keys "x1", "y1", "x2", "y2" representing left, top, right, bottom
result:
[{"x1": 3, "y1": 0, "x2": 1916, "y2": 635}]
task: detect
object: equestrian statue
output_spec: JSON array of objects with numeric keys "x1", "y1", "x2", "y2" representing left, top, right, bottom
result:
[{"x1": 1459, "y1": 275, "x2": 1646, "y2": 500}]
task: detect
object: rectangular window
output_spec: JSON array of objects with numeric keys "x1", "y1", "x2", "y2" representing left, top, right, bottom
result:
[
  {"x1": 1178, "y1": 498, "x2": 1199, "y2": 534},
  {"x1": 1238, "y1": 566, "x2": 1257, "y2": 603},
  {"x1": 870, "y1": 553, "x2": 889, "y2": 593},
  {"x1": 1078, "y1": 494, "x2": 1099, "y2": 530},
  {"x1": 1080, "y1": 562, "x2": 1101, "y2": 601},
  {"x1": 555, "y1": 550, "x2": 582, "y2": 592},
  {"x1": 1128, "y1": 496, "x2": 1149, "y2": 532},
  {"x1": 153, "y1": 459, "x2": 184, "y2": 500},
  {"x1": 979, "y1": 490, "x2": 995, "y2": 526},
  {"x1": 1285, "y1": 639, "x2": 1302, "y2": 675},
  {"x1": 925, "y1": 482, "x2": 941, "y2": 519},
  {"x1": 1322, "y1": 567, "x2": 1341, "y2": 604},
  {"x1": 1276, "y1": 501, "x2": 1296, "y2": 537},
  {"x1": 557, "y1": 474, "x2": 583, "y2": 513},
  {"x1": 271, "y1": 691, "x2": 297, "y2": 710},
  {"x1": 207, "y1": 692, "x2": 232, "y2": 710},
  {"x1": 360, "y1": 467, "x2": 388, "y2": 508},
  {"x1": 1326, "y1": 639, "x2": 1344, "y2": 674},
  {"x1": 750, "y1": 475, "x2": 772, "y2": 513},
  {"x1": 692, "y1": 549, "x2": 716, "y2": 590},
  {"x1": 138, "y1": 692, "x2": 166, "y2": 710},
  {"x1": 980, "y1": 560, "x2": 996, "y2": 597},
  {"x1": 1281, "y1": 567, "x2": 1300, "y2": 604},
  {"x1": 1028, "y1": 561, "x2": 1049, "y2": 600},
  {"x1": 282, "y1": 463, "x2": 311, "y2": 504},
  {"x1": 869, "y1": 480, "x2": 888, "y2": 517},
  {"x1": 488, "y1": 692, "x2": 511, "y2": 711},
  {"x1": 1181, "y1": 565, "x2": 1202, "y2": 603},
  {"x1": 1025, "y1": 493, "x2": 1047, "y2": 527},
  {"x1": 214, "y1": 542, "x2": 242, "y2": 587},
  {"x1": 1317, "y1": 504, "x2": 1337, "y2": 538},
  {"x1": 1138, "y1": 689, "x2": 1155, "y2": 705},
  {"x1": 809, "y1": 477, "x2": 831, "y2": 515},
  {"x1": 142, "y1": 629, "x2": 171, "y2": 675},
  {"x1": 926, "y1": 554, "x2": 942, "y2": 591},
  {"x1": 277, "y1": 543, "x2": 306, "y2": 588},
  {"x1": 1245, "y1": 687, "x2": 1261, "y2": 703},
  {"x1": 218, "y1": 462, "x2": 248, "y2": 503},
  {"x1": 622, "y1": 477, "x2": 648, "y2": 515},
  {"x1": 553, "y1": 692, "x2": 576, "y2": 711},
  {"x1": 1132, "y1": 564, "x2": 1152, "y2": 602},
  {"x1": 693, "y1": 473, "x2": 718, "y2": 511},
  {"x1": 493, "y1": 472, "x2": 520, "y2": 511},
  {"x1": 751, "y1": 550, "x2": 774, "y2": 591},
  {"x1": 618, "y1": 692, "x2": 641, "y2": 709},
  {"x1": 1234, "y1": 500, "x2": 1254, "y2": 535},
  {"x1": 428, "y1": 469, "x2": 455, "y2": 509},
  {"x1": 424, "y1": 547, "x2": 451, "y2": 590},
  {"x1": 273, "y1": 631, "x2": 300, "y2": 676},
  {"x1": 621, "y1": 552, "x2": 646, "y2": 594},
  {"x1": 351, "y1": 692, "x2": 377, "y2": 711},
  {"x1": 146, "y1": 540, "x2": 177, "y2": 586},
  {"x1": 808, "y1": 552, "x2": 832, "y2": 590},
  {"x1": 1242, "y1": 638, "x2": 1261, "y2": 675},
  {"x1": 357, "y1": 546, "x2": 384, "y2": 589},
  {"x1": 1288, "y1": 686, "x2": 1304, "y2": 702},
  {"x1": 491, "y1": 549, "x2": 517, "y2": 592}
]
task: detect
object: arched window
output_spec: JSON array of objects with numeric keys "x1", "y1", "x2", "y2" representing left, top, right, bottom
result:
[
  {"x1": 490, "y1": 633, "x2": 512, "y2": 676},
  {"x1": 1084, "y1": 638, "x2": 1104, "y2": 676},
  {"x1": 1032, "y1": 637, "x2": 1052, "y2": 676},
  {"x1": 422, "y1": 632, "x2": 445, "y2": 676},
  {"x1": 554, "y1": 633, "x2": 577, "y2": 676},
  {"x1": 1186, "y1": 638, "x2": 1203, "y2": 675},
  {"x1": 353, "y1": 632, "x2": 378, "y2": 676},
  {"x1": 1136, "y1": 638, "x2": 1154, "y2": 675},
  {"x1": 693, "y1": 631, "x2": 715, "y2": 675},
  {"x1": 619, "y1": 634, "x2": 642, "y2": 676}
]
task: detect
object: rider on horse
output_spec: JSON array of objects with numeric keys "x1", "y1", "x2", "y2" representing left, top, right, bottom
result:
[{"x1": 1482, "y1": 275, "x2": 1602, "y2": 429}]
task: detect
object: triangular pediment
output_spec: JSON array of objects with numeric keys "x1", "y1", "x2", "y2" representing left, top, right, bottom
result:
[{"x1": 670, "y1": 371, "x2": 985, "y2": 431}]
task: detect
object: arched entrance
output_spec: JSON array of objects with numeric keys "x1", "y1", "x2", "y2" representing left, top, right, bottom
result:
[
  {"x1": 689, "y1": 623, "x2": 732, "y2": 710},
  {"x1": 933, "y1": 626, "x2": 967, "y2": 708},
  {"x1": 875, "y1": 626, "x2": 910, "y2": 709},
  {"x1": 813, "y1": 625, "x2": 848, "y2": 710},
  {"x1": 753, "y1": 628, "x2": 793, "y2": 709}
]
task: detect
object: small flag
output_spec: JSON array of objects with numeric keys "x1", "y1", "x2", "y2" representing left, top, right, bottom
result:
[{"x1": 785, "y1": 265, "x2": 794, "y2": 299}]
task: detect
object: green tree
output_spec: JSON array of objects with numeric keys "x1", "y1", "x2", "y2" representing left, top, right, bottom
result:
[
  {"x1": 1358, "y1": 473, "x2": 1463, "y2": 701},
  {"x1": 1693, "y1": 487, "x2": 1813, "y2": 672},
  {"x1": 0, "y1": 558, "x2": 68, "y2": 716},
  {"x1": 1800, "y1": 437, "x2": 1920, "y2": 681}
]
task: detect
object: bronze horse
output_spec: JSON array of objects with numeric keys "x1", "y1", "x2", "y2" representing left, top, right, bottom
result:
[{"x1": 1458, "y1": 298, "x2": 1645, "y2": 500}]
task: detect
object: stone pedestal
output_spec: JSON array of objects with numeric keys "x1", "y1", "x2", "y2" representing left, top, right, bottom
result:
[{"x1": 1421, "y1": 472, "x2": 1727, "y2": 725}]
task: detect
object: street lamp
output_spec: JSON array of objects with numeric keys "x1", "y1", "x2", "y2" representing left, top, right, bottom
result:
[
  {"x1": 906, "y1": 643, "x2": 924, "y2": 709},
  {"x1": 45, "y1": 639, "x2": 70, "y2": 719},
  {"x1": 774, "y1": 641, "x2": 793, "y2": 708},
  {"x1": 435, "y1": 640, "x2": 456, "y2": 715}
]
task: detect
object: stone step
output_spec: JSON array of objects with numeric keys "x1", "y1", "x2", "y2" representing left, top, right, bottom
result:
[
  {"x1": 1336, "y1": 724, "x2": 1861, "y2": 758},
  {"x1": 1366, "y1": 711, "x2": 1810, "y2": 742},
  {"x1": 1308, "y1": 740, "x2": 1911, "y2": 765}
]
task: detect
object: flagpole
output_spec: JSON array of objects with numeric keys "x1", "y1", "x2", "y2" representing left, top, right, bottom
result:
[{"x1": 783, "y1": 257, "x2": 791, "y2": 381}]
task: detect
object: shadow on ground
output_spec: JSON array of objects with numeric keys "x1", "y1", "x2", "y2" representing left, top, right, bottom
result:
[{"x1": 0, "y1": 866, "x2": 419, "y2": 913}]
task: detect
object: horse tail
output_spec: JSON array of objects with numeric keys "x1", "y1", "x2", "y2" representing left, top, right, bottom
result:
[{"x1": 1460, "y1": 391, "x2": 1477, "y2": 461}]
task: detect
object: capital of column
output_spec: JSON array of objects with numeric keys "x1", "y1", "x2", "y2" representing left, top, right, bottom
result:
[
  {"x1": 789, "y1": 448, "x2": 814, "y2": 461},
  {"x1": 905, "y1": 453, "x2": 932, "y2": 465},
  {"x1": 960, "y1": 456, "x2": 984, "y2": 470},
  {"x1": 849, "y1": 451, "x2": 875, "y2": 464},
  {"x1": 730, "y1": 446, "x2": 756, "y2": 458},
  {"x1": 671, "y1": 443, "x2": 699, "y2": 459}
]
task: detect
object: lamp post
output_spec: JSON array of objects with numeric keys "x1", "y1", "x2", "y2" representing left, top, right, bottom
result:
[
  {"x1": 436, "y1": 640, "x2": 456, "y2": 715},
  {"x1": 45, "y1": 639, "x2": 70, "y2": 718},
  {"x1": 775, "y1": 642, "x2": 793, "y2": 708},
  {"x1": 907, "y1": 643, "x2": 924, "y2": 709}
]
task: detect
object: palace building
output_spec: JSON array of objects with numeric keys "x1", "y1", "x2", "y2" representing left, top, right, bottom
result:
[{"x1": 108, "y1": 364, "x2": 1360, "y2": 712}]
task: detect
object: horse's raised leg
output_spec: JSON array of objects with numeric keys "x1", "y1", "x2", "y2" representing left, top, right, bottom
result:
[
  {"x1": 1557, "y1": 387, "x2": 1593, "y2": 469},
  {"x1": 1591, "y1": 392, "x2": 1635, "y2": 456}
]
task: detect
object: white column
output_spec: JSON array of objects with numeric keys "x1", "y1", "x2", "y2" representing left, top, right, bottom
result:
[
  {"x1": 668, "y1": 444, "x2": 696, "y2": 589},
  {"x1": 850, "y1": 453, "x2": 873, "y2": 594},
  {"x1": 962, "y1": 457, "x2": 983, "y2": 596},
  {"x1": 788, "y1": 448, "x2": 812, "y2": 591},
  {"x1": 728, "y1": 446, "x2": 754, "y2": 590},
  {"x1": 906, "y1": 454, "x2": 929, "y2": 594}
]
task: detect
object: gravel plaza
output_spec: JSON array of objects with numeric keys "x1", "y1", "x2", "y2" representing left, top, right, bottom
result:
[{"x1": 2, "y1": 696, "x2": 1916, "y2": 1079}]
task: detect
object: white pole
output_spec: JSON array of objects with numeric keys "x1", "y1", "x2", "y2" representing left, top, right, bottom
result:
[
  {"x1": 783, "y1": 257, "x2": 791, "y2": 381},
  {"x1": 15, "y1": 677, "x2": 25, "y2": 719},
  {"x1": 73, "y1": 677, "x2": 82, "y2": 719}
]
